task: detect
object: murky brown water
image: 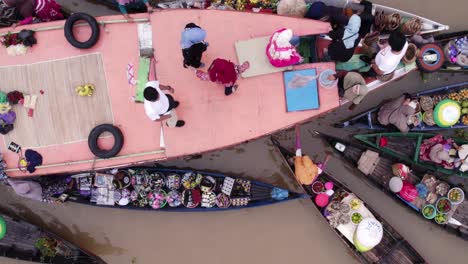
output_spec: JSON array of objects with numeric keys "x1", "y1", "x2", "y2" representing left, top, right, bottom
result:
[{"x1": 1, "y1": 1, "x2": 468, "y2": 263}]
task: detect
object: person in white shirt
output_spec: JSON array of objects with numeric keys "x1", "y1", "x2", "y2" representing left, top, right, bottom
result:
[
  {"x1": 143, "y1": 81, "x2": 185, "y2": 127},
  {"x1": 362, "y1": 31, "x2": 408, "y2": 77}
]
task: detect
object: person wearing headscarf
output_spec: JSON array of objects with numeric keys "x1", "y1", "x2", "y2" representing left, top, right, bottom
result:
[
  {"x1": 4, "y1": 0, "x2": 63, "y2": 26},
  {"x1": 377, "y1": 95, "x2": 420, "y2": 133},
  {"x1": 180, "y1": 23, "x2": 208, "y2": 69},
  {"x1": 327, "y1": 14, "x2": 361, "y2": 62},
  {"x1": 196, "y1": 58, "x2": 249, "y2": 96},
  {"x1": 266, "y1": 28, "x2": 303, "y2": 67},
  {"x1": 116, "y1": 0, "x2": 153, "y2": 20},
  {"x1": 304, "y1": 1, "x2": 348, "y2": 28}
]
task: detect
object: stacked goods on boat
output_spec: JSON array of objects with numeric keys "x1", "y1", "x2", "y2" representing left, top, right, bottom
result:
[
  {"x1": 310, "y1": 178, "x2": 383, "y2": 252},
  {"x1": 70, "y1": 168, "x2": 290, "y2": 210},
  {"x1": 446, "y1": 89, "x2": 468, "y2": 125},
  {"x1": 370, "y1": 161, "x2": 466, "y2": 226},
  {"x1": 443, "y1": 34, "x2": 468, "y2": 71}
]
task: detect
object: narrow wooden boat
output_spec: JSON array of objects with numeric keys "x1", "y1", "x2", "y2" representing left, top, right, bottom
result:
[
  {"x1": 0, "y1": 213, "x2": 105, "y2": 263},
  {"x1": 434, "y1": 30, "x2": 468, "y2": 73},
  {"x1": 315, "y1": 130, "x2": 468, "y2": 240},
  {"x1": 10, "y1": 167, "x2": 304, "y2": 211},
  {"x1": 354, "y1": 132, "x2": 468, "y2": 178},
  {"x1": 0, "y1": 10, "x2": 338, "y2": 178},
  {"x1": 335, "y1": 81, "x2": 468, "y2": 131},
  {"x1": 271, "y1": 135, "x2": 427, "y2": 264}
]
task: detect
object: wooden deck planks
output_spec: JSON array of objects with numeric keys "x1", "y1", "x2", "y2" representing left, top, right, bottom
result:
[{"x1": 0, "y1": 53, "x2": 113, "y2": 148}]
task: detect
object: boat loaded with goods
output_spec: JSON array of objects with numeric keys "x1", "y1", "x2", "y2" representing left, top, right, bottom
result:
[
  {"x1": 355, "y1": 132, "x2": 468, "y2": 177},
  {"x1": 337, "y1": 81, "x2": 468, "y2": 131},
  {"x1": 0, "y1": 213, "x2": 105, "y2": 263},
  {"x1": 271, "y1": 128, "x2": 426, "y2": 264},
  {"x1": 315, "y1": 131, "x2": 468, "y2": 239},
  {"x1": 2, "y1": 167, "x2": 303, "y2": 211}
]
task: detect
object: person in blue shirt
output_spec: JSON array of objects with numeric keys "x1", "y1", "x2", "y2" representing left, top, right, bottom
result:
[
  {"x1": 181, "y1": 23, "x2": 208, "y2": 68},
  {"x1": 117, "y1": 0, "x2": 153, "y2": 20}
]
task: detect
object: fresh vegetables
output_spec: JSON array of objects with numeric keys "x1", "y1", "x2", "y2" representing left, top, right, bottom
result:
[
  {"x1": 447, "y1": 187, "x2": 464, "y2": 204},
  {"x1": 436, "y1": 198, "x2": 452, "y2": 214},
  {"x1": 434, "y1": 212, "x2": 448, "y2": 224},
  {"x1": 311, "y1": 181, "x2": 325, "y2": 194},
  {"x1": 422, "y1": 204, "x2": 436, "y2": 219},
  {"x1": 351, "y1": 212, "x2": 363, "y2": 224},
  {"x1": 350, "y1": 199, "x2": 362, "y2": 210}
]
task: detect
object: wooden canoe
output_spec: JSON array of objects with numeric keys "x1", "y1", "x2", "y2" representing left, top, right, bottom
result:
[
  {"x1": 14, "y1": 167, "x2": 305, "y2": 211},
  {"x1": 271, "y1": 137, "x2": 427, "y2": 264},
  {"x1": 335, "y1": 81, "x2": 468, "y2": 131},
  {"x1": 315, "y1": 130, "x2": 468, "y2": 240},
  {"x1": 354, "y1": 132, "x2": 468, "y2": 178},
  {"x1": 0, "y1": 213, "x2": 105, "y2": 263}
]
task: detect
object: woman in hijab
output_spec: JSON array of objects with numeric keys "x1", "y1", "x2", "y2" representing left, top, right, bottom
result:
[
  {"x1": 117, "y1": 0, "x2": 153, "y2": 20},
  {"x1": 196, "y1": 58, "x2": 249, "y2": 96},
  {"x1": 181, "y1": 23, "x2": 208, "y2": 69},
  {"x1": 327, "y1": 14, "x2": 361, "y2": 62},
  {"x1": 266, "y1": 28, "x2": 303, "y2": 67}
]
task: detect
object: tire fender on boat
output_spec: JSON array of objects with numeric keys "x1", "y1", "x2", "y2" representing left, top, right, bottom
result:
[
  {"x1": 416, "y1": 43, "x2": 445, "y2": 72},
  {"x1": 64, "y1": 13, "x2": 100, "y2": 49},
  {"x1": 88, "y1": 124, "x2": 124, "y2": 158}
]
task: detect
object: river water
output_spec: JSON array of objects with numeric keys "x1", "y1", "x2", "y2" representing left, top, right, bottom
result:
[{"x1": 1, "y1": 1, "x2": 467, "y2": 263}]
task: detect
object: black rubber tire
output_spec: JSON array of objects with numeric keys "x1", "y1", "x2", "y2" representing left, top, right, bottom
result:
[
  {"x1": 88, "y1": 124, "x2": 124, "y2": 159},
  {"x1": 416, "y1": 43, "x2": 445, "y2": 73},
  {"x1": 64, "y1": 13, "x2": 100, "y2": 49}
]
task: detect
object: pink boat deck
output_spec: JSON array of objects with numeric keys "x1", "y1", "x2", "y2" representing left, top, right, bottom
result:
[{"x1": 0, "y1": 10, "x2": 338, "y2": 177}]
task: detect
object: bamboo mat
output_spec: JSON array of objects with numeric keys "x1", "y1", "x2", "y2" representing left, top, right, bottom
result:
[{"x1": 0, "y1": 53, "x2": 113, "y2": 148}]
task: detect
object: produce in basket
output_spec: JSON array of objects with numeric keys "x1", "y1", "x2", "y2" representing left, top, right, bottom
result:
[
  {"x1": 434, "y1": 212, "x2": 448, "y2": 224},
  {"x1": 216, "y1": 193, "x2": 231, "y2": 208},
  {"x1": 166, "y1": 173, "x2": 181, "y2": 190},
  {"x1": 166, "y1": 191, "x2": 182, "y2": 207},
  {"x1": 436, "y1": 198, "x2": 452, "y2": 214},
  {"x1": 422, "y1": 204, "x2": 436, "y2": 219},
  {"x1": 435, "y1": 182, "x2": 450, "y2": 196},
  {"x1": 447, "y1": 187, "x2": 464, "y2": 204},
  {"x1": 311, "y1": 181, "x2": 325, "y2": 194},
  {"x1": 351, "y1": 212, "x2": 363, "y2": 224},
  {"x1": 423, "y1": 111, "x2": 436, "y2": 126},
  {"x1": 181, "y1": 172, "x2": 202, "y2": 189},
  {"x1": 462, "y1": 115, "x2": 468, "y2": 125},
  {"x1": 350, "y1": 199, "x2": 361, "y2": 210},
  {"x1": 420, "y1": 96, "x2": 434, "y2": 111}
]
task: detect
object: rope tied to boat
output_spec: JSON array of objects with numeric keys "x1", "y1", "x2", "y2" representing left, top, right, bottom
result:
[
  {"x1": 374, "y1": 11, "x2": 401, "y2": 32},
  {"x1": 401, "y1": 18, "x2": 423, "y2": 35}
]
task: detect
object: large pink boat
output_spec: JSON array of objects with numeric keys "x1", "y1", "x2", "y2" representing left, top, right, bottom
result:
[{"x1": 0, "y1": 10, "x2": 338, "y2": 177}]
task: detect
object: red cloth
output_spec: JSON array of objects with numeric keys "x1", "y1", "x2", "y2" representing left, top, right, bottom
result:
[
  {"x1": 399, "y1": 181, "x2": 418, "y2": 202},
  {"x1": 208, "y1": 58, "x2": 237, "y2": 86}
]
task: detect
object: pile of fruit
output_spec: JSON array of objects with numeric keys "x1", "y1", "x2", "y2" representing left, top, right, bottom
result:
[{"x1": 446, "y1": 89, "x2": 468, "y2": 124}]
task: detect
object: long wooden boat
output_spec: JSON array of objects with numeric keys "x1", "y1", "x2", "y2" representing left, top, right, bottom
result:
[
  {"x1": 7, "y1": 167, "x2": 304, "y2": 211},
  {"x1": 335, "y1": 81, "x2": 468, "y2": 131},
  {"x1": 315, "y1": 131, "x2": 468, "y2": 240},
  {"x1": 355, "y1": 132, "x2": 468, "y2": 178},
  {"x1": 271, "y1": 135, "x2": 427, "y2": 264},
  {"x1": 434, "y1": 30, "x2": 468, "y2": 73},
  {"x1": 0, "y1": 10, "x2": 338, "y2": 178},
  {"x1": 0, "y1": 213, "x2": 105, "y2": 263}
]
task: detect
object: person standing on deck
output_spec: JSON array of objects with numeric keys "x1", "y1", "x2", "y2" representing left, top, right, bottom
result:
[
  {"x1": 117, "y1": 0, "x2": 153, "y2": 20},
  {"x1": 143, "y1": 81, "x2": 185, "y2": 128},
  {"x1": 181, "y1": 23, "x2": 208, "y2": 69},
  {"x1": 196, "y1": 58, "x2": 250, "y2": 96},
  {"x1": 361, "y1": 31, "x2": 408, "y2": 77}
]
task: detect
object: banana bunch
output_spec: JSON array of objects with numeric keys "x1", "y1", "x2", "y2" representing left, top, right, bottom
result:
[{"x1": 75, "y1": 84, "x2": 95, "y2": 97}]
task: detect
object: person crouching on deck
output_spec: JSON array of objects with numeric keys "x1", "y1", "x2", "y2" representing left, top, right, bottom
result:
[
  {"x1": 196, "y1": 58, "x2": 250, "y2": 96},
  {"x1": 117, "y1": 0, "x2": 153, "y2": 20},
  {"x1": 6, "y1": 0, "x2": 64, "y2": 27},
  {"x1": 143, "y1": 81, "x2": 185, "y2": 128},
  {"x1": 181, "y1": 23, "x2": 208, "y2": 69}
]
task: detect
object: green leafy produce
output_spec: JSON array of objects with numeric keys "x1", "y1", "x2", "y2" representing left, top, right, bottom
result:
[
  {"x1": 462, "y1": 108, "x2": 468, "y2": 114},
  {"x1": 423, "y1": 205, "x2": 435, "y2": 217},
  {"x1": 351, "y1": 212, "x2": 363, "y2": 224},
  {"x1": 462, "y1": 100, "x2": 468, "y2": 108},
  {"x1": 434, "y1": 213, "x2": 447, "y2": 224}
]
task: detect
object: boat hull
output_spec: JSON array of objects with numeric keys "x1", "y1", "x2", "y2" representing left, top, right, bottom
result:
[{"x1": 336, "y1": 81, "x2": 468, "y2": 131}]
